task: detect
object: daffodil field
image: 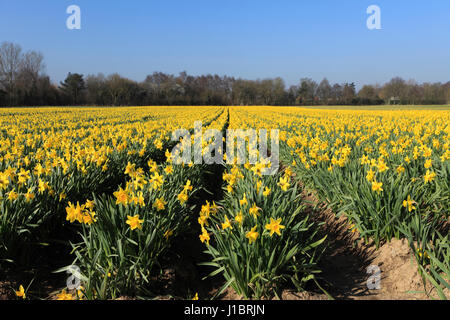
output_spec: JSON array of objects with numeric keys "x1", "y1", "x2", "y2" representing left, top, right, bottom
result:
[{"x1": 1, "y1": 106, "x2": 449, "y2": 300}]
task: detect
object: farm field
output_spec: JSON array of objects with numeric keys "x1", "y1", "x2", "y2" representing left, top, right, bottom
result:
[{"x1": 0, "y1": 106, "x2": 449, "y2": 300}]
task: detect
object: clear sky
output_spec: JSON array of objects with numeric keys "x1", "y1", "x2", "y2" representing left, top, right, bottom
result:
[{"x1": 1, "y1": 0, "x2": 449, "y2": 87}]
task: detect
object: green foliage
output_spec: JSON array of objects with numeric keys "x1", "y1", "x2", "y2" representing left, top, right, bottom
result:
[
  {"x1": 200, "y1": 166, "x2": 326, "y2": 299},
  {"x1": 63, "y1": 164, "x2": 200, "y2": 299}
]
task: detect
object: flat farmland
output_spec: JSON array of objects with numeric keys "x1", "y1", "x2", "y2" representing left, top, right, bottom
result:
[{"x1": 0, "y1": 106, "x2": 448, "y2": 300}]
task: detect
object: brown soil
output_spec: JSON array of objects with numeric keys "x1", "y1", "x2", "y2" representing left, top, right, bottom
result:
[
  {"x1": 0, "y1": 266, "x2": 67, "y2": 300},
  {"x1": 0, "y1": 280, "x2": 15, "y2": 300},
  {"x1": 296, "y1": 186, "x2": 448, "y2": 300}
]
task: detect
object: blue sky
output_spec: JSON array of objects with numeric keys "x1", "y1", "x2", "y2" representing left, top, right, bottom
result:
[{"x1": 1, "y1": 0, "x2": 449, "y2": 87}]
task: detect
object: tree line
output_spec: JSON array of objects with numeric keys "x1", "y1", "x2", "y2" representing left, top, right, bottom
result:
[{"x1": 1, "y1": 42, "x2": 449, "y2": 107}]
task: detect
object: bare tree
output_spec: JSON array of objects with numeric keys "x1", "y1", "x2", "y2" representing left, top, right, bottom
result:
[
  {"x1": 317, "y1": 78, "x2": 332, "y2": 104},
  {"x1": 19, "y1": 51, "x2": 45, "y2": 83},
  {"x1": 297, "y1": 78, "x2": 318, "y2": 105},
  {"x1": 0, "y1": 42, "x2": 23, "y2": 105}
]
